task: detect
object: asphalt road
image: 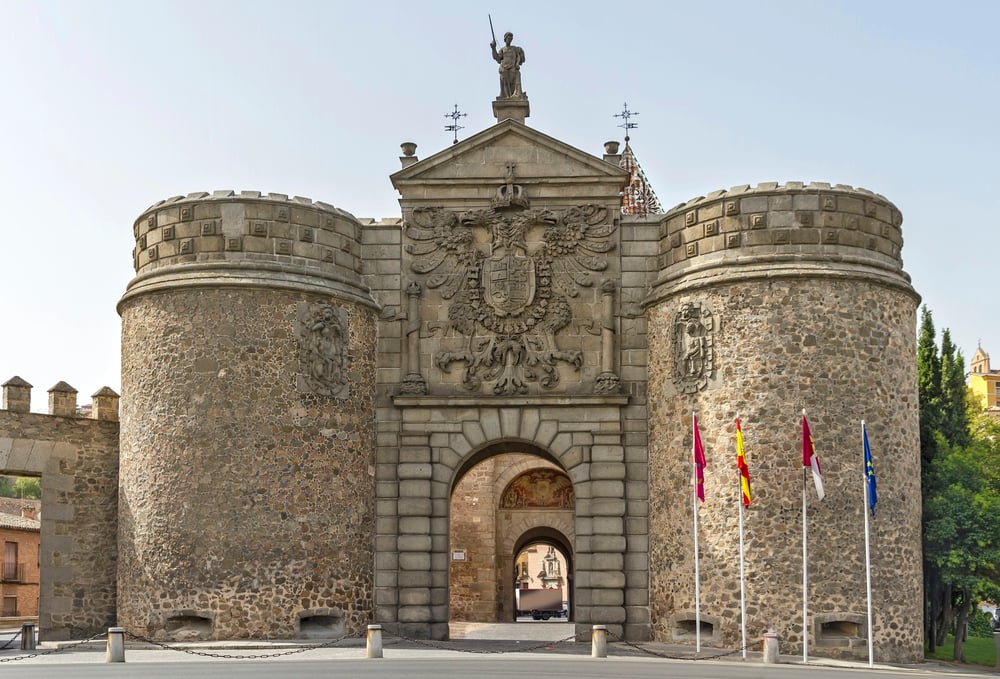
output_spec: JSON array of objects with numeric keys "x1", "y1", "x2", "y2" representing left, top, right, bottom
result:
[{"x1": 0, "y1": 650, "x2": 992, "y2": 679}]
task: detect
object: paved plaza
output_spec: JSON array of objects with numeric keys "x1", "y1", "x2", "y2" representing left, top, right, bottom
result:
[{"x1": 0, "y1": 623, "x2": 994, "y2": 677}]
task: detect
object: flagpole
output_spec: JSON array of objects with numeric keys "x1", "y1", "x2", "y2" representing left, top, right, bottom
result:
[
  {"x1": 692, "y1": 411, "x2": 701, "y2": 653},
  {"x1": 802, "y1": 465, "x2": 809, "y2": 663},
  {"x1": 737, "y1": 415, "x2": 747, "y2": 661},
  {"x1": 863, "y1": 420, "x2": 874, "y2": 668},
  {"x1": 802, "y1": 411, "x2": 809, "y2": 664}
]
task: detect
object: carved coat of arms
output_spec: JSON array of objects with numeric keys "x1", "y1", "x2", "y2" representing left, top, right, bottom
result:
[
  {"x1": 296, "y1": 302, "x2": 350, "y2": 398},
  {"x1": 404, "y1": 203, "x2": 616, "y2": 395},
  {"x1": 672, "y1": 302, "x2": 716, "y2": 394}
]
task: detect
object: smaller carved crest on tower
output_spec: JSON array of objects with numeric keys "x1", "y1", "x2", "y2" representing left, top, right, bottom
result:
[
  {"x1": 672, "y1": 301, "x2": 716, "y2": 394},
  {"x1": 295, "y1": 302, "x2": 351, "y2": 398}
]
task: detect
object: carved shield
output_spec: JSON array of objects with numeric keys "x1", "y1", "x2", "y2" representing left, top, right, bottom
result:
[{"x1": 483, "y1": 252, "x2": 536, "y2": 315}]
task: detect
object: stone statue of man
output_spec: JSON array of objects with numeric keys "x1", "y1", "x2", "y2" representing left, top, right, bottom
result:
[{"x1": 490, "y1": 31, "x2": 525, "y2": 99}]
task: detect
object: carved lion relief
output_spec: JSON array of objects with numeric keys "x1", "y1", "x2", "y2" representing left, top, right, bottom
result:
[
  {"x1": 672, "y1": 301, "x2": 716, "y2": 394},
  {"x1": 296, "y1": 302, "x2": 350, "y2": 398},
  {"x1": 404, "y1": 204, "x2": 617, "y2": 396}
]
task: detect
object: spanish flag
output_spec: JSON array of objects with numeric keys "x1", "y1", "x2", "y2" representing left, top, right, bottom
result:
[{"x1": 735, "y1": 417, "x2": 752, "y2": 507}]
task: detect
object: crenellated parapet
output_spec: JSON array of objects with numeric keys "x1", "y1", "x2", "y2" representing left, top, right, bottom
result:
[
  {"x1": 1, "y1": 377, "x2": 119, "y2": 420},
  {"x1": 650, "y1": 182, "x2": 913, "y2": 302},
  {"x1": 121, "y1": 191, "x2": 375, "y2": 310}
]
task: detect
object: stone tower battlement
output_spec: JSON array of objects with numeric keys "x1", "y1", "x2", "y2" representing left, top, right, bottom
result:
[
  {"x1": 651, "y1": 182, "x2": 911, "y2": 301},
  {"x1": 645, "y1": 179, "x2": 921, "y2": 657},
  {"x1": 122, "y1": 190, "x2": 373, "y2": 310},
  {"x1": 116, "y1": 189, "x2": 380, "y2": 641}
]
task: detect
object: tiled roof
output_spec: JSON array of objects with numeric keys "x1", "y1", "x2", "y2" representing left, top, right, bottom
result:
[
  {"x1": 0, "y1": 512, "x2": 40, "y2": 531},
  {"x1": 0, "y1": 497, "x2": 39, "y2": 517},
  {"x1": 619, "y1": 143, "x2": 663, "y2": 216}
]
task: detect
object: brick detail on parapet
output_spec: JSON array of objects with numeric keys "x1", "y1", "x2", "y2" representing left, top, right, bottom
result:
[
  {"x1": 652, "y1": 182, "x2": 911, "y2": 301},
  {"x1": 133, "y1": 191, "x2": 361, "y2": 284},
  {"x1": 125, "y1": 191, "x2": 377, "y2": 309}
]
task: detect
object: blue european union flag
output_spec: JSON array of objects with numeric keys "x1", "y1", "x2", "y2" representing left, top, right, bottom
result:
[{"x1": 863, "y1": 423, "x2": 878, "y2": 517}]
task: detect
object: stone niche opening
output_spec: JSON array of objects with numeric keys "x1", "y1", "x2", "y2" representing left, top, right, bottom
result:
[
  {"x1": 815, "y1": 613, "x2": 866, "y2": 648},
  {"x1": 164, "y1": 612, "x2": 213, "y2": 640},
  {"x1": 297, "y1": 608, "x2": 345, "y2": 639},
  {"x1": 671, "y1": 613, "x2": 720, "y2": 644}
]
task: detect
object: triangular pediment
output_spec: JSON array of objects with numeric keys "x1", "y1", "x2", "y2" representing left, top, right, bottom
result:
[{"x1": 391, "y1": 120, "x2": 628, "y2": 190}]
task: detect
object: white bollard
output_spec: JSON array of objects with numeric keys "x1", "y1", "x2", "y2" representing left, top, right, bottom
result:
[
  {"x1": 591, "y1": 625, "x2": 607, "y2": 658},
  {"x1": 366, "y1": 624, "x2": 383, "y2": 658},
  {"x1": 762, "y1": 630, "x2": 780, "y2": 664},
  {"x1": 106, "y1": 627, "x2": 126, "y2": 663}
]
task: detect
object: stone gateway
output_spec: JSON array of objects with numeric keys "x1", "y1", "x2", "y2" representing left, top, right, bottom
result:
[{"x1": 0, "y1": 37, "x2": 922, "y2": 663}]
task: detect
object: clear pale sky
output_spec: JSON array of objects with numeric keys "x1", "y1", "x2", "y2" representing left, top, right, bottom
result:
[{"x1": 1, "y1": 0, "x2": 997, "y2": 412}]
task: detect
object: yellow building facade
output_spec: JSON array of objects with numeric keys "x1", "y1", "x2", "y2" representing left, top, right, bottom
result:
[{"x1": 970, "y1": 347, "x2": 1000, "y2": 416}]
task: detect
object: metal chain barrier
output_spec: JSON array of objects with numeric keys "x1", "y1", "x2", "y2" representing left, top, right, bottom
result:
[
  {"x1": 385, "y1": 629, "x2": 578, "y2": 655},
  {"x1": 0, "y1": 630, "x2": 20, "y2": 651},
  {"x1": 123, "y1": 629, "x2": 350, "y2": 659},
  {"x1": 0, "y1": 630, "x2": 106, "y2": 663},
  {"x1": 605, "y1": 628, "x2": 748, "y2": 661}
]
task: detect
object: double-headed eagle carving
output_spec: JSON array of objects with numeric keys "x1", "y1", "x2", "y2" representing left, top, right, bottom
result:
[{"x1": 404, "y1": 204, "x2": 616, "y2": 395}]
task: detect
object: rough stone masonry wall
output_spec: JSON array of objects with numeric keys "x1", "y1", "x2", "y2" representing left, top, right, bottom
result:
[
  {"x1": 118, "y1": 193, "x2": 378, "y2": 640},
  {"x1": 646, "y1": 183, "x2": 923, "y2": 663},
  {"x1": 0, "y1": 411, "x2": 118, "y2": 640}
]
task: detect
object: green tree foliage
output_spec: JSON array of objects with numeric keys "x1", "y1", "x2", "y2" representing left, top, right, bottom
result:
[
  {"x1": 919, "y1": 307, "x2": 946, "y2": 651},
  {"x1": 917, "y1": 306, "x2": 942, "y2": 467},
  {"x1": 940, "y1": 330, "x2": 970, "y2": 448},
  {"x1": 0, "y1": 476, "x2": 41, "y2": 499},
  {"x1": 924, "y1": 414, "x2": 1000, "y2": 661},
  {"x1": 919, "y1": 306, "x2": 1000, "y2": 661},
  {"x1": 12, "y1": 477, "x2": 41, "y2": 499}
]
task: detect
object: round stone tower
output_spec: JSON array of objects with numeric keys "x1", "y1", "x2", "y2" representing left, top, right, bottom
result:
[
  {"x1": 646, "y1": 182, "x2": 922, "y2": 662},
  {"x1": 117, "y1": 191, "x2": 378, "y2": 640}
]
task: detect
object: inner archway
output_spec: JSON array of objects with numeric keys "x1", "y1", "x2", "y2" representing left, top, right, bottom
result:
[
  {"x1": 448, "y1": 448, "x2": 575, "y2": 624},
  {"x1": 513, "y1": 531, "x2": 573, "y2": 622}
]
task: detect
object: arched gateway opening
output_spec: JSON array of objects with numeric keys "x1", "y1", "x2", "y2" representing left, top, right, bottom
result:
[
  {"x1": 376, "y1": 399, "x2": 638, "y2": 642},
  {"x1": 448, "y1": 443, "x2": 575, "y2": 626}
]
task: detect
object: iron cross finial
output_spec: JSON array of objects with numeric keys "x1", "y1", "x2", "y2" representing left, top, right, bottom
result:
[
  {"x1": 444, "y1": 104, "x2": 468, "y2": 145},
  {"x1": 614, "y1": 102, "x2": 639, "y2": 143}
]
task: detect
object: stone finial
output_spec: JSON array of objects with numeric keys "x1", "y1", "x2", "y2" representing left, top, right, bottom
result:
[
  {"x1": 47, "y1": 381, "x2": 78, "y2": 417},
  {"x1": 603, "y1": 141, "x2": 622, "y2": 165},
  {"x1": 2, "y1": 376, "x2": 33, "y2": 413},
  {"x1": 400, "y1": 142, "x2": 419, "y2": 169},
  {"x1": 91, "y1": 386, "x2": 121, "y2": 422}
]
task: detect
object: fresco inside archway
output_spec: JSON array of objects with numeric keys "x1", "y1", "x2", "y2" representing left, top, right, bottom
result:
[{"x1": 500, "y1": 469, "x2": 575, "y2": 509}]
